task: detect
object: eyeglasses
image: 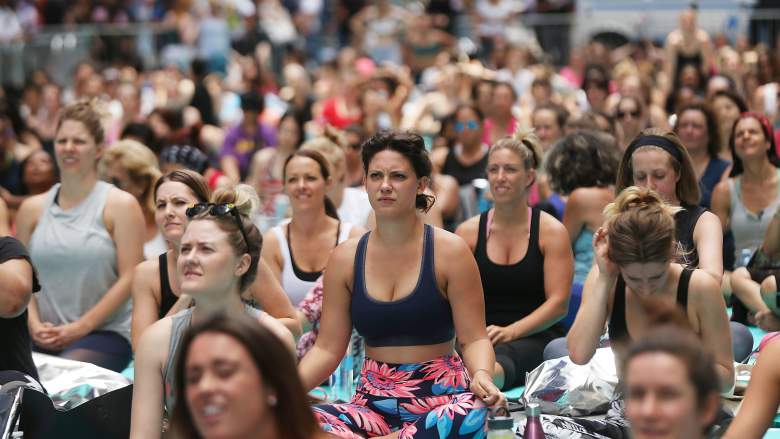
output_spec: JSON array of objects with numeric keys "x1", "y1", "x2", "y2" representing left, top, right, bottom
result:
[
  {"x1": 455, "y1": 120, "x2": 479, "y2": 132},
  {"x1": 185, "y1": 203, "x2": 250, "y2": 251},
  {"x1": 616, "y1": 109, "x2": 642, "y2": 119}
]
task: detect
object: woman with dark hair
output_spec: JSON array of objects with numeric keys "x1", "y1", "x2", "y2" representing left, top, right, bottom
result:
[
  {"x1": 299, "y1": 131, "x2": 502, "y2": 438},
  {"x1": 710, "y1": 90, "x2": 748, "y2": 160},
  {"x1": 19, "y1": 149, "x2": 58, "y2": 195},
  {"x1": 456, "y1": 129, "x2": 573, "y2": 390},
  {"x1": 130, "y1": 184, "x2": 295, "y2": 439},
  {"x1": 546, "y1": 130, "x2": 621, "y2": 326},
  {"x1": 169, "y1": 312, "x2": 329, "y2": 439},
  {"x1": 582, "y1": 64, "x2": 610, "y2": 112},
  {"x1": 262, "y1": 149, "x2": 364, "y2": 309},
  {"x1": 673, "y1": 102, "x2": 730, "y2": 209},
  {"x1": 531, "y1": 102, "x2": 568, "y2": 153},
  {"x1": 614, "y1": 95, "x2": 648, "y2": 150},
  {"x1": 624, "y1": 325, "x2": 721, "y2": 439},
  {"x1": 713, "y1": 112, "x2": 780, "y2": 318},
  {"x1": 615, "y1": 128, "x2": 723, "y2": 282}
]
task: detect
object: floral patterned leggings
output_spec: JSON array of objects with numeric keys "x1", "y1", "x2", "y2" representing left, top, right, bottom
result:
[{"x1": 312, "y1": 354, "x2": 488, "y2": 439}]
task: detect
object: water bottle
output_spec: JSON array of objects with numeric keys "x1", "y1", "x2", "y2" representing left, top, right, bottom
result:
[
  {"x1": 487, "y1": 416, "x2": 514, "y2": 439},
  {"x1": 521, "y1": 403, "x2": 545, "y2": 439},
  {"x1": 329, "y1": 342, "x2": 353, "y2": 402}
]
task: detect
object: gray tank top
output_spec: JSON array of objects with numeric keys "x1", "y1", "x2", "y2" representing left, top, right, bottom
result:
[
  {"x1": 728, "y1": 169, "x2": 780, "y2": 266},
  {"x1": 162, "y1": 304, "x2": 263, "y2": 414},
  {"x1": 29, "y1": 181, "x2": 130, "y2": 340}
]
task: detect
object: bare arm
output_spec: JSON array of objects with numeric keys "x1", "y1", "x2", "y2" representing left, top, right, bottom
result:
[
  {"x1": 444, "y1": 232, "x2": 502, "y2": 406},
  {"x1": 129, "y1": 321, "x2": 168, "y2": 439},
  {"x1": 710, "y1": 181, "x2": 731, "y2": 233},
  {"x1": 298, "y1": 241, "x2": 356, "y2": 390},
  {"x1": 0, "y1": 258, "x2": 34, "y2": 318},
  {"x1": 762, "y1": 214, "x2": 780, "y2": 257},
  {"x1": 249, "y1": 258, "x2": 301, "y2": 339},
  {"x1": 260, "y1": 229, "x2": 283, "y2": 283},
  {"x1": 692, "y1": 211, "x2": 724, "y2": 282},
  {"x1": 691, "y1": 270, "x2": 734, "y2": 392},
  {"x1": 130, "y1": 260, "x2": 162, "y2": 350},
  {"x1": 220, "y1": 156, "x2": 241, "y2": 184},
  {"x1": 724, "y1": 339, "x2": 780, "y2": 439},
  {"x1": 0, "y1": 197, "x2": 9, "y2": 236}
]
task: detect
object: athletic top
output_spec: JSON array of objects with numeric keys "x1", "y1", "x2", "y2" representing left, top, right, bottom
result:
[
  {"x1": 698, "y1": 158, "x2": 730, "y2": 210},
  {"x1": 608, "y1": 267, "x2": 693, "y2": 342},
  {"x1": 271, "y1": 222, "x2": 353, "y2": 307},
  {"x1": 29, "y1": 181, "x2": 130, "y2": 341},
  {"x1": 727, "y1": 170, "x2": 780, "y2": 267},
  {"x1": 442, "y1": 144, "x2": 489, "y2": 187},
  {"x1": 351, "y1": 224, "x2": 454, "y2": 347},
  {"x1": 163, "y1": 304, "x2": 262, "y2": 414},
  {"x1": 158, "y1": 253, "x2": 178, "y2": 319},
  {"x1": 675, "y1": 204, "x2": 705, "y2": 269},
  {"x1": 475, "y1": 207, "x2": 547, "y2": 327},
  {"x1": 573, "y1": 228, "x2": 595, "y2": 285}
]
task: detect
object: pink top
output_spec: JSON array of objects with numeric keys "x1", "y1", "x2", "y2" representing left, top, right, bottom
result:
[{"x1": 482, "y1": 117, "x2": 518, "y2": 146}]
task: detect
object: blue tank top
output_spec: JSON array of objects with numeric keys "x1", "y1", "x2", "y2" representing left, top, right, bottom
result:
[
  {"x1": 573, "y1": 228, "x2": 595, "y2": 285},
  {"x1": 351, "y1": 224, "x2": 455, "y2": 347}
]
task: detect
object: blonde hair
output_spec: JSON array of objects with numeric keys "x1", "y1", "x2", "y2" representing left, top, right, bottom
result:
[
  {"x1": 489, "y1": 126, "x2": 543, "y2": 171},
  {"x1": 604, "y1": 186, "x2": 682, "y2": 265},
  {"x1": 100, "y1": 139, "x2": 162, "y2": 214},
  {"x1": 299, "y1": 126, "x2": 346, "y2": 177}
]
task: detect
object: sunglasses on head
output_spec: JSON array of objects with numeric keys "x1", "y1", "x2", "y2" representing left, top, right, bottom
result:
[
  {"x1": 455, "y1": 120, "x2": 479, "y2": 133},
  {"x1": 616, "y1": 109, "x2": 641, "y2": 119},
  {"x1": 185, "y1": 203, "x2": 250, "y2": 251}
]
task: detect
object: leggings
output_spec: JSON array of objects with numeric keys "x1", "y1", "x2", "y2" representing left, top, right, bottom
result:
[
  {"x1": 34, "y1": 330, "x2": 132, "y2": 373},
  {"x1": 495, "y1": 327, "x2": 562, "y2": 389},
  {"x1": 313, "y1": 354, "x2": 488, "y2": 438}
]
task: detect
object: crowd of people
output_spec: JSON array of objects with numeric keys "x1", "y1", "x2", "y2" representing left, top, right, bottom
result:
[{"x1": 2, "y1": 1, "x2": 780, "y2": 438}]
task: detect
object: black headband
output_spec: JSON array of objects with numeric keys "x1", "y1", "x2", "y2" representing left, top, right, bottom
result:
[{"x1": 625, "y1": 135, "x2": 684, "y2": 164}]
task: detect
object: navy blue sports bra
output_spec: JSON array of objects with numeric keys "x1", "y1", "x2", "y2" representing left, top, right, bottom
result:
[{"x1": 351, "y1": 224, "x2": 455, "y2": 347}]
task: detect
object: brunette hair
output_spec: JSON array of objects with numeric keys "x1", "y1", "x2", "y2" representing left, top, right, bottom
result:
[
  {"x1": 533, "y1": 102, "x2": 569, "y2": 130},
  {"x1": 170, "y1": 312, "x2": 318, "y2": 439},
  {"x1": 361, "y1": 130, "x2": 435, "y2": 212},
  {"x1": 545, "y1": 130, "x2": 621, "y2": 195},
  {"x1": 153, "y1": 169, "x2": 211, "y2": 204},
  {"x1": 728, "y1": 112, "x2": 780, "y2": 177},
  {"x1": 56, "y1": 99, "x2": 105, "y2": 145},
  {"x1": 616, "y1": 128, "x2": 701, "y2": 206},
  {"x1": 283, "y1": 149, "x2": 340, "y2": 219},
  {"x1": 674, "y1": 101, "x2": 721, "y2": 159},
  {"x1": 603, "y1": 186, "x2": 682, "y2": 266}
]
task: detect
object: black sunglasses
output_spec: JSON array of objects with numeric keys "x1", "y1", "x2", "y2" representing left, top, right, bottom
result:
[
  {"x1": 616, "y1": 109, "x2": 642, "y2": 119},
  {"x1": 185, "y1": 203, "x2": 250, "y2": 251}
]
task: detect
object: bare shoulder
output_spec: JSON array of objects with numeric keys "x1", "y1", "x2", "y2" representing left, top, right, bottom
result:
[
  {"x1": 539, "y1": 210, "x2": 569, "y2": 238},
  {"x1": 133, "y1": 258, "x2": 161, "y2": 292},
  {"x1": 136, "y1": 315, "x2": 173, "y2": 363},
  {"x1": 688, "y1": 268, "x2": 722, "y2": 304},
  {"x1": 433, "y1": 226, "x2": 471, "y2": 256},
  {"x1": 454, "y1": 215, "x2": 480, "y2": 249},
  {"x1": 106, "y1": 186, "x2": 140, "y2": 209},
  {"x1": 17, "y1": 193, "x2": 47, "y2": 222}
]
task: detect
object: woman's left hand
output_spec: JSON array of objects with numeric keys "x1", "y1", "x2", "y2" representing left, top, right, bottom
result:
[
  {"x1": 470, "y1": 369, "x2": 505, "y2": 408},
  {"x1": 48, "y1": 320, "x2": 90, "y2": 350},
  {"x1": 486, "y1": 325, "x2": 515, "y2": 345}
]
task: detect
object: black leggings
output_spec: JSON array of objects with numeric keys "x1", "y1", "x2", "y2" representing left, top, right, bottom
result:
[{"x1": 494, "y1": 327, "x2": 562, "y2": 389}]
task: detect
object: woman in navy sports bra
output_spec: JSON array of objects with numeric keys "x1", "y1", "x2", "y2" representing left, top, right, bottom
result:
[
  {"x1": 298, "y1": 131, "x2": 503, "y2": 438},
  {"x1": 456, "y1": 129, "x2": 573, "y2": 390}
]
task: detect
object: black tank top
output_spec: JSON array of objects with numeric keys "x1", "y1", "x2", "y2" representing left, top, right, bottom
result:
[
  {"x1": 475, "y1": 207, "x2": 547, "y2": 327},
  {"x1": 675, "y1": 204, "x2": 705, "y2": 268},
  {"x1": 608, "y1": 267, "x2": 693, "y2": 342},
  {"x1": 158, "y1": 253, "x2": 178, "y2": 319},
  {"x1": 442, "y1": 147, "x2": 488, "y2": 186}
]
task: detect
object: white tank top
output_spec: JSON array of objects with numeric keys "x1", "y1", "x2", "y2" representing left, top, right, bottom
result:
[{"x1": 271, "y1": 222, "x2": 353, "y2": 307}]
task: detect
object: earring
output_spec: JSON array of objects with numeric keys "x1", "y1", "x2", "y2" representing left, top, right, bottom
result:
[{"x1": 268, "y1": 394, "x2": 278, "y2": 407}]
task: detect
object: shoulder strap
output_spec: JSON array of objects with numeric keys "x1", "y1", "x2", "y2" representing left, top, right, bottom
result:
[
  {"x1": 676, "y1": 267, "x2": 693, "y2": 308},
  {"x1": 475, "y1": 211, "x2": 489, "y2": 257},
  {"x1": 608, "y1": 276, "x2": 628, "y2": 341}
]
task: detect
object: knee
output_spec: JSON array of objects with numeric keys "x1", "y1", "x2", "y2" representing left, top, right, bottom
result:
[
  {"x1": 761, "y1": 275, "x2": 778, "y2": 310},
  {"x1": 542, "y1": 337, "x2": 569, "y2": 361}
]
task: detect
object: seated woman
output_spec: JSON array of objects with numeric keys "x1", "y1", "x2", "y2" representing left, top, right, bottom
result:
[
  {"x1": 129, "y1": 185, "x2": 295, "y2": 439},
  {"x1": 262, "y1": 150, "x2": 363, "y2": 310},
  {"x1": 169, "y1": 312, "x2": 330, "y2": 439},
  {"x1": 748, "y1": 213, "x2": 780, "y2": 331},
  {"x1": 298, "y1": 131, "x2": 503, "y2": 438},
  {"x1": 130, "y1": 170, "x2": 300, "y2": 348},
  {"x1": 545, "y1": 130, "x2": 620, "y2": 327},
  {"x1": 543, "y1": 187, "x2": 734, "y2": 436},
  {"x1": 100, "y1": 139, "x2": 165, "y2": 259},
  {"x1": 712, "y1": 112, "x2": 780, "y2": 322},
  {"x1": 456, "y1": 129, "x2": 572, "y2": 390},
  {"x1": 16, "y1": 101, "x2": 146, "y2": 372},
  {"x1": 623, "y1": 325, "x2": 721, "y2": 439}
]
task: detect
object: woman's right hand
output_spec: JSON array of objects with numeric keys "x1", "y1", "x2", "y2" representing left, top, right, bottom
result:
[
  {"x1": 29, "y1": 320, "x2": 59, "y2": 350},
  {"x1": 593, "y1": 227, "x2": 619, "y2": 277}
]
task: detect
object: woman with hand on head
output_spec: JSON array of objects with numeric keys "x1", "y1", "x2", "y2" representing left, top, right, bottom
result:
[
  {"x1": 15, "y1": 100, "x2": 145, "y2": 372},
  {"x1": 131, "y1": 170, "x2": 300, "y2": 349},
  {"x1": 456, "y1": 129, "x2": 573, "y2": 390},
  {"x1": 299, "y1": 131, "x2": 503, "y2": 438},
  {"x1": 169, "y1": 312, "x2": 331, "y2": 439},
  {"x1": 130, "y1": 184, "x2": 295, "y2": 439},
  {"x1": 712, "y1": 112, "x2": 780, "y2": 319},
  {"x1": 616, "y1": 128, "x2": 723, "y2": 282}
]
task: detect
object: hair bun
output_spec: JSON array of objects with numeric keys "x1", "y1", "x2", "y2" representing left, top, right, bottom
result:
[
  {"x1": 212, "y1": 184, "x2": 259, "y2": 218},
  {"x1": 604, "y1": 186, "x2": 681, "y2": 218}
]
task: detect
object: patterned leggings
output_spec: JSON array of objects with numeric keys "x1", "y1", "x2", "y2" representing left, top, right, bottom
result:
[{"x1": 312, "y1": 354, "x2": 488, "y2": 438}]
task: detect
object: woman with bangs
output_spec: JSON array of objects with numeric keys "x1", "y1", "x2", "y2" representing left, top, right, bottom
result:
[
  {"x1": 130, "y1": 184, "x2": 295, "y2": 439},
  {"x1": 456, "y1": 129, "x2": 573, "y2": 390}
]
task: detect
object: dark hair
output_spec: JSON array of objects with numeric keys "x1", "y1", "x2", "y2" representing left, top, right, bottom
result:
[
  {"x1": 361, "y1": 130, "x2": 435, "y2": 212},
  {"x1": 159, "y1": 144, "x2": 210, "y2": 175},
  {"x1": 493, "y1": 81, "x2": 518, "y2": 102},
  {"x1": 624, "y1": 325, "x2": 720, "y2": 413},
  {"x1": 616, "y1": 128, "x2": 701, "y2": 206},
  {"x1": 454, "y1": 103, "x2": 484, "y2": 122},
  {"x1": 278, "y1": 110, "x2": 305, "y2": 147},
  {"x1": 545, "y1": 130, "x2": 621, "y2": 195},
  {"x1": 728, "y1": 112, "x2": 780, "y2": 177},
  {"x1": 19, "y1": 149, "x2": 59, "y2": 195},
  {"x1": 283, "y1": 150, "x2": 339, "y2": 219},
  {"x1": 710, "y1": 90, "x2": 748, "y2": 113},
  {"x1": 121, "y1": 122, "x2": 158, "y2": 152},
  {"x1": 170, "y1": 312, "x2": 318, "y2": 439},
  {"x1": 153, "y1": 169, "x2": 211, "y2": 205},
  {"x1": 190, "y1": 185, "x2": 262, "y2": 292},
  {"x1": 674, "y1": 101, "x2": 721, "y2": 159},
  {"x1": 240, "y1": 92, "x2": 264, "y2": 114},
  {"x1": 582, "y1": 64, "x2": 610, "y2": 90},
  {"x1": 149, "y1": 108, "x2": 184, "y2": 132},
  {"x1": 533, "y1": 103, "x2": 569, "y2": 130},
  {"x1": 470, "y1": 79, "x2": 495, "y2": 103}
]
